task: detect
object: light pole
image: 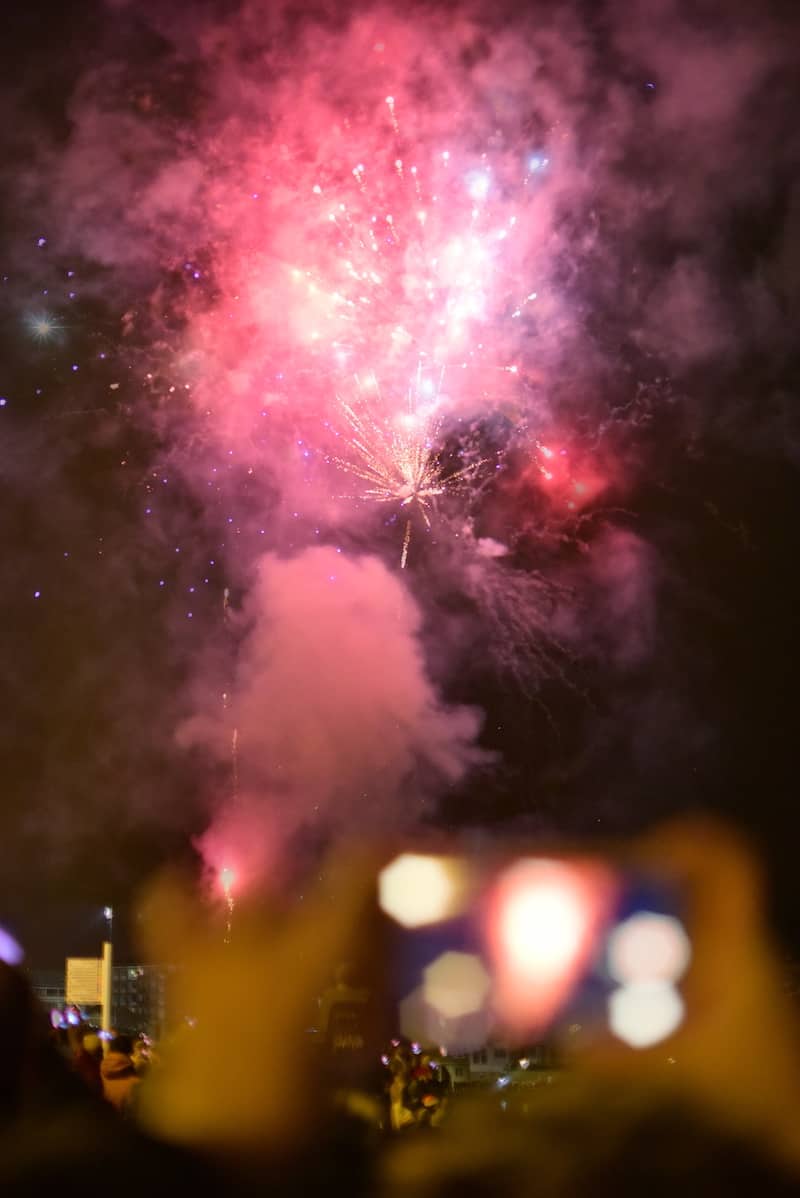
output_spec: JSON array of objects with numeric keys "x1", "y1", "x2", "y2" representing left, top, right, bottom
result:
[{"x1": 101, "y1": 906, "x2": 114, "y2": 1051}]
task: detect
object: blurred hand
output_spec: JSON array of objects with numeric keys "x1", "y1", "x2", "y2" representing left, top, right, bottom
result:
[
  {"x1": 135, "y1": 854, "x2": 376, "y2": 1155},
  {"x1": 575, "y1": 817, "x2": 800, "y2": 1168}
]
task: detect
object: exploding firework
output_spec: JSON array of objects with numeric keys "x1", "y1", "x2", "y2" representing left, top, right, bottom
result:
[
  {"x1": 332, "y1": 367, "x2": 484, "y2": 566},
  {"x1": 165, "y1": 75, "x2": 562, "y2": 553},
  {"x1": 277, "y1": 91, "x2": 543, "y2": 382}
]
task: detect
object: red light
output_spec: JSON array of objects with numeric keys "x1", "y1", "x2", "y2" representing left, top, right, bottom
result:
[{"x1": 488, "y1": 858, "x2": 614, "y2": 1033}]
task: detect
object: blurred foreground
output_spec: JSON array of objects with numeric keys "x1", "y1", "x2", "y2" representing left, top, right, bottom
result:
[{"x1": 3, "y1": 818, "x2": 800, "y2": 1196}]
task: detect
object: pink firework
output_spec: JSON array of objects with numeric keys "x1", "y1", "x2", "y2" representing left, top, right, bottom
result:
[{"x1": 170, "y1": 33, "x2": 566, "y2": 552}]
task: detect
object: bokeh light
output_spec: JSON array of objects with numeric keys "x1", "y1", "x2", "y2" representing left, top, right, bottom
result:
[
  {"x1": 607, "y1": 911, "x2": 691, "y2": 985},
  {"x1": 399, "y1": 981, "x2": 491, "y2": 1054},
  {"x1": 608, "y1": 981, "x2": 685, "y2": 1048},
  {"x1": 378, "y1": 853, "x2": 465, "y2": 927},
  {"x1": 423, "y1": 950, "x2": 491, "y2": 1019}
]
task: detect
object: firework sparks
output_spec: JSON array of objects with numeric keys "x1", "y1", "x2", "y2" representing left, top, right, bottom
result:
[
  {"x1": 219, "y1": 866, "x2": 236, "y2": 944},
  {"x1": 144, "y1": 76, "x2": 564, "y2": 567},
  {"x1": 332, "y1": 368, "x2": 483, "y2": 566}
]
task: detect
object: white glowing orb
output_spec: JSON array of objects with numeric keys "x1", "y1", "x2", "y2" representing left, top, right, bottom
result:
[
  {"x1": 496, "y1": 861, "x2": 589, "y2": 977},
  {"x1": 466, "y1": 170, "x2": 491, "y2": 200},
  {"x1": 25, "y1": 312, "x2": 60, "y2": 342},
  {"x1": 608, "y1": 982, "x2": 685, "y2": 1048},
  {"x1": 423, "y1": 951, "x2": 491, "y2": 1019},
  {"x1": 607, "y1": 912, "x2": 691, "y2": 985},
  {"x1": 378, "y1": 854, "x2": 462, "y2": 927}
]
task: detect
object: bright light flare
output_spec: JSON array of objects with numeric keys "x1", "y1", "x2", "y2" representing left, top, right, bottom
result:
[
  {"x1": 219, "y1": 866, "x2": 236, "y2": 896},
  {"x1": 497, "y1": 864, "x2": 588, "y2": 974},
  {"x1": 488, "y1": 858, "x2": 615, "y2": 1031},
  {"x1": 25, "y1": 312, "x2": 62, "y2": 343}
]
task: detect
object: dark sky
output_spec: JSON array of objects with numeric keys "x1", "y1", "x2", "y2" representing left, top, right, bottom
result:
[{"x1": 1, "y1": 0, "x2": 799, "y2": 966}]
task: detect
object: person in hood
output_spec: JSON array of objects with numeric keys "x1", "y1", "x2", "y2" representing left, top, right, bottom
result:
[{"x1": 100, "y1": 1035, "x2": 140, "y2": 1114}]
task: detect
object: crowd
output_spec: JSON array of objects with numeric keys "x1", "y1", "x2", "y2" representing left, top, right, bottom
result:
[
  {"x1": 53, "y1": 1023, "x2": 151, "y2": 1114},
  {"x1": 55, "y1": 1010, "x2": 456, "y2": 1134},
  {"x1": 384, "y1": 1043, "x2": 452, "y2": 1130},
  {"x1": 3, "y1": 821, "x2": 800, "y2": 1195}
]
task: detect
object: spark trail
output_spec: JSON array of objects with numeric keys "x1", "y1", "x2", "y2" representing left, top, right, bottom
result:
[{"x1": 332, "y1": 367, "x2": 483, "y2": 566}]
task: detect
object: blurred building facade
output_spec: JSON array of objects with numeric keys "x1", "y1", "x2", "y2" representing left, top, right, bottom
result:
[
  {"x1": 29, "y1": 963, "x2": 177, "y2": 1040},
  {"x1": 112, "y1": 964, "x2": 176, "y2": 1039},
  {"x1": 29, "y1": 969, "x2": 66, "y2": 1011},
  {"x1": 448, "y1": 1041, "x2": 561, "y2": 1085}
]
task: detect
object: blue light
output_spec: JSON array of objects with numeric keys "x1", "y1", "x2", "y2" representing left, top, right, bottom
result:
[{"x1": 528, "y1": 154, "x2": 550, "y2": 173}]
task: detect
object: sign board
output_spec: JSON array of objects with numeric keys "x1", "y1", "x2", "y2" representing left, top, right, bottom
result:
[{"x1": 66, "y1": 957, "x2": 103, "y2": 1005}]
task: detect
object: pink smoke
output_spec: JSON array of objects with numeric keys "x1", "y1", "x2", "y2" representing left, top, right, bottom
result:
[
  {"x1": 9, "y1": 0, "x2": 792, "y2": 878},
  {"x1": 182, "y1": 548, "x2": 486, "y2": 883}
]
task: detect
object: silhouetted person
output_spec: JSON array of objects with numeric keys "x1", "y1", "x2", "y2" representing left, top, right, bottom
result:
[{"x1": 101, "y1": 1035, "x2": 141, "y2": 1114}]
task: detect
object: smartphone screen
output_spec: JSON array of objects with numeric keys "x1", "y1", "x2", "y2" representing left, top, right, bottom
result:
[{"x1": 374, "y1": 851, "x2": 690, "y2": 1055}]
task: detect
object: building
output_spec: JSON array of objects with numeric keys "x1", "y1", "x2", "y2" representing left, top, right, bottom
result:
[
  {"x1": 29, "y1": 969, "x2": 66, "y2": 1012},
  {"x1": 112, "y1": 964, "x2": 177, "y2": 1040},
  {"x1": 29, "y1": 962, "x2": 178, "y2": 1040},
  {"x1": 447, "y1": 1041, "x2": 561, "y2": 1085}
]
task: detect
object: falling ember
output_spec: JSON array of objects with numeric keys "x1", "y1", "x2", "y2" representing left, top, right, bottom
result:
[{"x1": 332, "y1": 368, "x2": 483, "y2": 567}]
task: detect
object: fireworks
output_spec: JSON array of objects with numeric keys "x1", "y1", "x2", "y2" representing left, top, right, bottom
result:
[
  {"x1": 281, "y1": 102, "x2": 542, "y2": 381},
  {"x1": 332, "y1": 368, "x2": 483, "y2": 566},
  {"x1": 219, "y1": 866, "x2": 236, "y2": 944},
  {"x1": 264, "y1": 91, "x2": 556, "y2": 564}
]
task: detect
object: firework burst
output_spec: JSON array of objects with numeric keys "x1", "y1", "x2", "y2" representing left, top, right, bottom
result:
[{"x1": 332, "y1": 367, "x2": 483, "y2": 566}]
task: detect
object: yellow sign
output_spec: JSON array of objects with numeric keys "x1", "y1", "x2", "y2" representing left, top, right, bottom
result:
[{"x1": 66, "y1": 957, "x2": 103, "y2": 1005}]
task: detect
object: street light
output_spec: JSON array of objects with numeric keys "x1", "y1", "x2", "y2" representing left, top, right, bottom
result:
[{"x1": 101, "y1": 907, "x2": 114, "y2": 1051}]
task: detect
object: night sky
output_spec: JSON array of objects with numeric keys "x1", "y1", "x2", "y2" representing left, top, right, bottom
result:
[{"x1": 1, "y1": 0, "x2": 799, "y2": 965}]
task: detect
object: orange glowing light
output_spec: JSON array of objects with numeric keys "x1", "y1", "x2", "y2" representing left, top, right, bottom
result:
[{"x1": 488, "y1": 858, "x2": 615, "y2": 1033}]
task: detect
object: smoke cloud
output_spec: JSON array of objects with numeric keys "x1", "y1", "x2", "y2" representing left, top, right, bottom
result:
[
  {"x1": 1, "y1": 0, "x2": 797, "y2": 906},
  {"x1": 181, "y1": 548, "x2": 485, "y2": 884}
]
